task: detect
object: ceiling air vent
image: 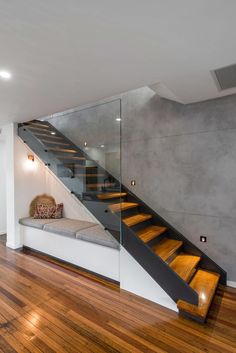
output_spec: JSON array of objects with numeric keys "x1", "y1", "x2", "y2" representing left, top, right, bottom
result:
[{"x1": 214, "y1": 64, "x2": 236, "y2": 90}]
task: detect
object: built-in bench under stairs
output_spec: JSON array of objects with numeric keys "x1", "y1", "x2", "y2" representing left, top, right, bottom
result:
[{"x1": 18, "y1": 120, "x2": 227, "y2": 323}]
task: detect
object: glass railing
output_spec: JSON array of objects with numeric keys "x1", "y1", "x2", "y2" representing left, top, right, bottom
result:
[{"x1": 18, "y1": 99, "x2": 122, "y2": 244}]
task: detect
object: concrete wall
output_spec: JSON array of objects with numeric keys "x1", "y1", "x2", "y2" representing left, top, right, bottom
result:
[
  {"x1": 45, "y1": 86, "x2": 236, "y2": 283},
  {"x1": 48, "y1": 99, "x2": 121, "y2": 179},
  {"x1": 121, "y1": 87, "x2": 236, "y2": 283}
]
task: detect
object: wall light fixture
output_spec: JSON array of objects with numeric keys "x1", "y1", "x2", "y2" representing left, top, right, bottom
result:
[{"x1": 28, "y1": 155, "x2": 34, "y2": 162}]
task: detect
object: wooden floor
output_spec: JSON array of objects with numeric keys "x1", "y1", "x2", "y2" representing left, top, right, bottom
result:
[{"x1": 0, "y1": 236, "x2": 235, "y2": 352}]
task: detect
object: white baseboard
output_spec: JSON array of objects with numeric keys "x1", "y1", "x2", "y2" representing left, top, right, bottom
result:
[
  {"x1": 6, "y1": 242, "x2": 23, "y2": 250},
  {"x1": 227, "y1": 281, "x2": 236, "y2": 288},
  {"x1": 0, "y1": 231, "x2": 6, "y2": 235}
]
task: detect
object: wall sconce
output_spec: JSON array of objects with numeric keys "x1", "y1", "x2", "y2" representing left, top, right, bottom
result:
[
  {"x1": 28, "y1": 155, "x2": 34, "y2": 162},
  {"x1": 24, "y1": 154, "x2": 36, "y2": 171}
]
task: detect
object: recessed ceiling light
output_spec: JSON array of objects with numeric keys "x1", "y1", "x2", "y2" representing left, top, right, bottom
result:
[
  {"x1": 116, "y1": 118, "x2": 121, "y2": 121},
  {"x1": 51, "y1": 132, "x2": 56, "y2": 135},
  {"x1": 0, "y1": 71, "x2": 12, "y2": 80}
]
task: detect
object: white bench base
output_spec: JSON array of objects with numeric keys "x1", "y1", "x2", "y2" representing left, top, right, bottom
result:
[{"x1": 21, "y1": 225, "x2": 120, "y2": 281}]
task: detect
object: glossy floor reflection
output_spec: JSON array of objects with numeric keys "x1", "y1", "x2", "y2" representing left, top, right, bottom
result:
[{"x1": 0, "y1": 236, "x2": 235, "y2": 352}]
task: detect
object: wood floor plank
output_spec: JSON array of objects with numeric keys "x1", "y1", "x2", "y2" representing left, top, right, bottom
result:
[{"x1": 0, "y1": 237, "x2": 235, "y2": 353}]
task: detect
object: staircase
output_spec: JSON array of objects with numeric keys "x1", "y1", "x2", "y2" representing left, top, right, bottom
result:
[{"x1": 18, "y1": 120, "x2": 226, "y2": 323}]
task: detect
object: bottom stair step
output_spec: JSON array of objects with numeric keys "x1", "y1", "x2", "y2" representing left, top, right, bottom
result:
[
  {"x1": 169, "y1": 253, "x2": 201, "y2": 282},
  {"x1": 177, "y1": 269, "x2": 220, "y2": 322}
]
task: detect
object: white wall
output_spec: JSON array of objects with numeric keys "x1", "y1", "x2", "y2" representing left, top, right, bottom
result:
[
  {"x1": 120, "y1": 248, "x2": 177, "y2": 312},
  {"x1": 3, "y1": 123, "x2": 97, "y2": 249},
  {"x1": 14, "y1": 136, "x2": 96, "y2": 222},
  {"x1": 0, "y1": 138, "x2": 6, "y2": 234}
]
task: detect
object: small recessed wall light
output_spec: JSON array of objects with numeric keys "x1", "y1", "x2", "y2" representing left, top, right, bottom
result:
[
  {"x1": 200, "y1": 236, "x2": 207, "y2": 243},
  {"x1": 84, "y1": 142, "x2": 87, "y2": 147},
  {"x1": 116, "y1": 118, "x2": 121, "y2": 121},
  {"x1": 51, "y1": 132, "x2": 56, "y2": 135},
  {"x1": 100, "y1": 144, "x2": 105, "y2": 148},
  {"x1": 131, "y1": 180, "x2": 136, "y2": 186},
  {"x1": 0, "y1": 70, "x2": 12, "y2": 80}
]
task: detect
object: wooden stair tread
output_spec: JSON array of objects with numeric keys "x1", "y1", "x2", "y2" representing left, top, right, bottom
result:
[
  {"x1": 87, "y1": 183, "x2": 115, "y2": 188},
  {"x1": 177, "y1": 269, "x2": 220, "y2": 320},
  {"x1": 27, "y1": 126, "x2": 55, "y2": 133},
  {"x1": 47, "y1": 147, "x2": 77, "y2": 153},
  {"x1": 34, "y1": 133, "x2": 64, "y2": 139},
  {"x1": 123, "y1": 213, "x2": 152, "y2": 227},
  {"x1": 64, "y1": 164, "x2": 96, "y2": 169},
  {"x1": 152, "y1": 238, "x2": 183, "y2": 261},
  {"x1": 58, "y1": 156, "x2": 85, "y2": 160},
  {"x1": 28, "y1": 122, "x2": 50, "y2": 128},
  {"x1": 137, "y1": 225, "x2": 167, "y2": 243},
  {"x1": 74, "y1": 174, "x2": 105, "y2": 177},
  {"x1": 110, "y1": 202, "x2": 139, "y2": 213},
  {"x1": 97, "y1": 192, "x2": 127, "y2": 200},
  {"x1": 169, "y1": 253, "x2": 201, "y2": 282},
  {"x1": 40, "y1": 139, "x2": 70, "y2": 146}
]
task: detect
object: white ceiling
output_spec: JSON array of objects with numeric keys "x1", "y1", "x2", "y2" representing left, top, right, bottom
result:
[{"x1": 1, "y1": 0, "x2": 236, "y2": 126}]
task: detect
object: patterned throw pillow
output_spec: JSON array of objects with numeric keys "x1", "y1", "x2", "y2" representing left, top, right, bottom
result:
[
  {"x1": 51, "y1": 203, "x2": 63, "y2": 219},
  {"x1": 34, "y1": 204, "x2": 54, "y2": 219},
  {"x1": 34, "y1": 203, "x2": 63, "y2": 219}
]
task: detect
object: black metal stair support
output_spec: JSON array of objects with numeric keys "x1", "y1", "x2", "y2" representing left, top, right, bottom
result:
[{"x1": 18, "y1": 120, "x2": 227, "y2": 307}]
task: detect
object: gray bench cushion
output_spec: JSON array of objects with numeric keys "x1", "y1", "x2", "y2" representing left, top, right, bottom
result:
[
  {"x1": 19, "y1": 217, "x2": 61, "y2": 230},
  {"x1": 19, "y1": 217, "x2": 118, "y2": 249},
  {"x1": 76, "y1": 225, "x2": 119, "y2": 249},
  {"x1": 43, "y1": 218, "x2": 96, "y2": 238}
]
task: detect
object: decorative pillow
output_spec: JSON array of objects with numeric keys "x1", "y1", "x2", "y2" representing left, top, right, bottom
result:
[
  {"x1": 34, "y1": 203, "x2": 63, "y2": 219},
  {"x1": 51, "y1": 203, "x2": 63, "y2": 219},
  {"x1": 34, "y1": 204, "x2": 54, "y2": 219},
  {"x1": 30, "y1": 194, "x2": 56, "y2": 217}
]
